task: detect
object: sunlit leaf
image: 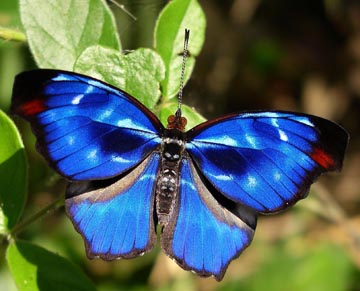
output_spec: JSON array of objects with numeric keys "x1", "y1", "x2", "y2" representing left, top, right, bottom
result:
[
  {"x1": 75, "y1": 45, "x2": 165, "y2": 109},
  {"x1": 6, "y1": 240, "x2": 96, "y2": 291},
  {"x1": 20, "y1": 0, "x2": 120, "y2": 70},
  {"x1": 154, "y1": 0, "x2": 206, "y2": 99},
  {"x1": 0, "y1": 110, "x2": 27, "y2": 233}
]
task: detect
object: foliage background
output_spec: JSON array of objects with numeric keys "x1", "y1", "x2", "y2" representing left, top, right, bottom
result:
[{"x1": 1, "y1": 0, "x2": 360, "y2": 290}]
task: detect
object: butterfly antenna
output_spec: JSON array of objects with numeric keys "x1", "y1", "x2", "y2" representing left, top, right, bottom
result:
[
  {"x1": 167, "y1": 29, "x2": 189, "y2": 131},
  {"x1": 176, "y1": 29, "x2": 190, "y2": 118}
]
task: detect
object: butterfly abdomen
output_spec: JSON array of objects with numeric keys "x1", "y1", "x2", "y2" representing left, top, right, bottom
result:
[{"x1": 156, "y1": 130, "x2": 186, "y2": 226}]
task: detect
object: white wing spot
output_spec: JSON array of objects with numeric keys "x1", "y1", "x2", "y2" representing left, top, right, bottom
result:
[
  {"x1": 270, "y1": 118, "x2": 280, "y2": 128},
  {"x1": 247, "y1": 176, "x2": 257, "y2": 187},
  {"x1": 245, "y1": 134, "x2": 257, "y2": 147},
  {"x1": 297, "y1": 117, "x2": 313, "y2": 127},
  {"x1": 87, "y1": 149, "x2": 97, "y2": 159},
  {"x1": 67, "y1": 135, "x2": 75, "y2": 145},
  {"x1": 112, "y1": 156, "x2": 130, "y2": 163},
  {"x1": 221, "y1": 136, "x2": 238, "y2": 146},
  {"x1": 72, "y1": 94, "x2": 84, "y2": 105},
  {"x1": 209, "y1": 173, "x2": 232, "y2": 181},
  {"x1": 279, "y1": 129, "x2": 288, "y2": 142},
  {"x1": 273, "y1": 171, "x2": 282, "y2": 181},
  {"x1": 85, "y1": 85, "x2": 95, "y2": 94},
  {"x1": 117, "y1": 118, "x2": 137, "y2": 128},
  {"x1": 99, "y1": 109, "x2": 113, "y2": 120}
]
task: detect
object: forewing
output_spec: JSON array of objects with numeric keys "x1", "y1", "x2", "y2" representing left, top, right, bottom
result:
[
  {"x1": 161, "y1": 157, "x2": 256, "y2": 281},
  {"x1": 65, "y1": 153, "x2": 160, "y2": 259},
  {"x1": 186, "y1": 111, "x2": 349, "y2": 213},
  {"x1": 11, "y1": 70, "x2": 163, "y2": 180}
]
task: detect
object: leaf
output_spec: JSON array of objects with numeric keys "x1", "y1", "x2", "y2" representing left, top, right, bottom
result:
[
  {"x1": 20, "y1": 0, "x2": 120, "y2": 70},
  {"x1": 74, "y1": 45, "x2": 127, "y2": 87},
  {"x1": 159, "y1": 102, "x2": 206, "y2": 130},
  {"x1": 75, "y1": 45, "x2": 165, "y2": 109},
  {"x1": 0, "y1": 110, "x2": 27, "y2": 233},
  {"x1": 154, "y1": 0, "x2": 206, "y2": 99},
  {"x1": 6, "y1": 240, "x2": 97, "y2": 291}
]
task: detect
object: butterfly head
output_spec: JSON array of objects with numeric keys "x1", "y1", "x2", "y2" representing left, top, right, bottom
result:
[{"x1": 167, "y1": 108, "x2": 187, "y2": 131}]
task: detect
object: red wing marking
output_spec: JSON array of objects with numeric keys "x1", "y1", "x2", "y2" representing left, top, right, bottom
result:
[
  {"x1": 310, "y1": 147, "x2": 336, "y2": 169},
  {"x1": 19, "y1": 99, "x2": 46, "y2": 116}
]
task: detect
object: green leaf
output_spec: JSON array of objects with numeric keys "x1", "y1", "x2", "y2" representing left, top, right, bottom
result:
[
  {"x1": 74, "y1": 46, "x2": 127, "y2": 87},
  {"x1": 6, "y1": 240, "x2": 97, "y2": 291},
  {"x1": 20, "y1": 0, "x2": 120, "y2": 70},
  {"x1": 0, "y1": 110, "x2": 27, "y2": 233},
  {"x1": 155, "y1": 0, "x2": 206, "y2": 99},
  {"x1": 75, "y1": 45, "x2": 165, "y2": 109},
  {"x1": 159, "y1": 102, "x2": 206, "y2": 130}
]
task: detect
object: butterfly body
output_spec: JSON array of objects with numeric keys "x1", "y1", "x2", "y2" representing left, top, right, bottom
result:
[
  {"x1": 156, "y1": 128, "x2": 185, "y2": 225},
  {"x1": 11, "y1": 69, "x2": 348, "y2": 281}
]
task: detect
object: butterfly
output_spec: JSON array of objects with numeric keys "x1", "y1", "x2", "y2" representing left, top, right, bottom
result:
[{"x1": 11, "y1": 67, "x2": 348, "y2": 280}]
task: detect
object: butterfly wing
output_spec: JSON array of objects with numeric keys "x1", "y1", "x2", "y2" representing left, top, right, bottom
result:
[
  {"x1": 186, "y1": 111, "x2": 348, "y2": 213},
  {"x1": 11, "y1": 69, "x2": 163, "y2": 180},
  {"x1": 66, "y1": 153, "x2": 160, "y2": 259},
  {"x1": 161, "y1": 156, "x2": 256, "y2": 281}
]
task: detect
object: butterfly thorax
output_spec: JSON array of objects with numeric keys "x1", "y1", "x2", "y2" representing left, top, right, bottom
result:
[{"x1": 156, "y1": 127, "x2": 186, "y2": 226}]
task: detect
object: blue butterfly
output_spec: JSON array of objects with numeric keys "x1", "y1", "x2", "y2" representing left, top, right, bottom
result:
[{"x1": 11, "y1": 69, "x2": 348, "y2": 281}]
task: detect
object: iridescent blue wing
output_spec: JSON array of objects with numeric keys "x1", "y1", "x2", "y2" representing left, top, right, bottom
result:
[
  {"x1": 161, "y1": 157, "x2": 256, "y2": 281},
  {"x1": 11, "y1": 70, "x2": 163, "y2": 180},
  {"x1": 66, "y1": 153, "x2": 160, "y2": 259},
  {"x1": 186, "y1": 111, "x2": 348, "y2": 213}
]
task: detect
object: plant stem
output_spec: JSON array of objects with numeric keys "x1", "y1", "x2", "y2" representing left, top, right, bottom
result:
[
  {"x1": 0, "y1": 27, "x2": 27, "y2": 42},
  {"x1": 10, "y1": 197, "x2": 64, "y2": 237}
]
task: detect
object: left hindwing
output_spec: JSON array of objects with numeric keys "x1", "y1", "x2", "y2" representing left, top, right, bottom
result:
[
  {"x1": 66, "y1": 153, "x2": 160, "y2": 260},
  {"x1": 186, "y1": 111, "x2": 348, "y2": 213}
]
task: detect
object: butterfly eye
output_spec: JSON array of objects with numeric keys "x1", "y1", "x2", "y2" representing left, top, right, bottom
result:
[
  {"x1": 166, "y1": 114, "x2": 187, "y2": 131},
  {"x1": 167, "y1": 115, "x2": 175, "y2": 124},
  {"x1": 181, "y1": 117, "x2": 187, "y2": 127}
]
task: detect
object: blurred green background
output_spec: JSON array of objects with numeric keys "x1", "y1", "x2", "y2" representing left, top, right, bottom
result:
[{"x1": 1, "y1": 0, "x2": 360, "y2": 290}]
